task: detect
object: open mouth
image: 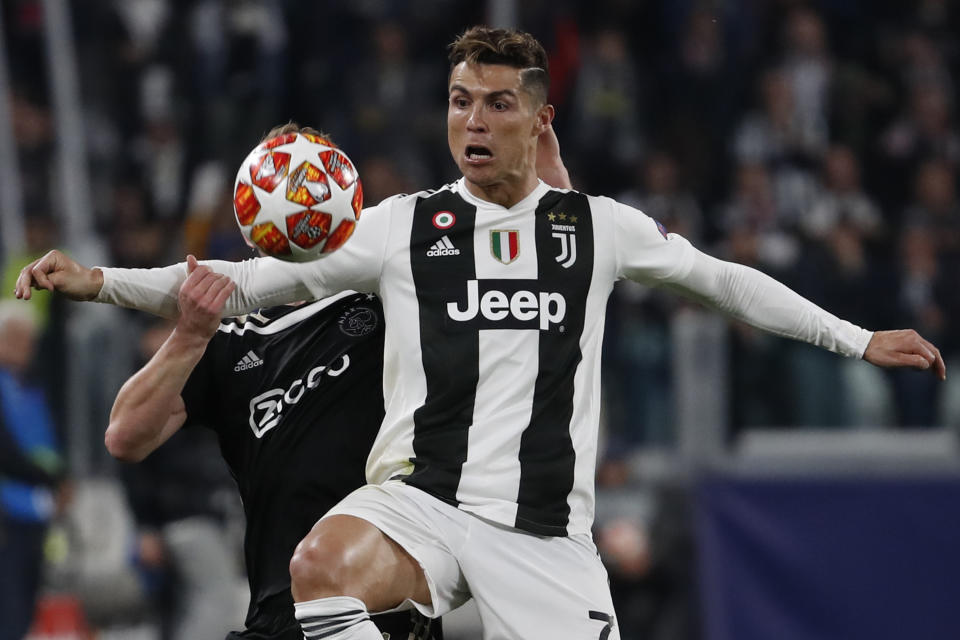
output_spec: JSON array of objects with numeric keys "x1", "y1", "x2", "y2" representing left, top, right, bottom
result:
[{"x1": 465, "y1": 145, "x2": 493, "y2": 162}]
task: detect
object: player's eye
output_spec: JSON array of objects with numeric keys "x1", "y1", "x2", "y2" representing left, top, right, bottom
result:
[
  {"x1": 492, "y1": 101, "x2": 508, "y2": 111},
  {"x1": 451, "y1": 96, "x2": 469, "y2": 108}
]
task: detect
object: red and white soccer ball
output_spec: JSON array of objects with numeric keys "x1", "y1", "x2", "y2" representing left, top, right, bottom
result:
[{"x1": 233, "y1": 132, "x2": 363, "y2": 261}]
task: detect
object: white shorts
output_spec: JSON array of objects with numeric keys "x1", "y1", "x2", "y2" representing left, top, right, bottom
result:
[{"x1": 324, "y1": 480, "x2": 621, "y2": 640}]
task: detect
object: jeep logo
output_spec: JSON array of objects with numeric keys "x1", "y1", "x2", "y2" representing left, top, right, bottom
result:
[{"x1": 446, "y1": 279, "x2": 566, "y2": 330}]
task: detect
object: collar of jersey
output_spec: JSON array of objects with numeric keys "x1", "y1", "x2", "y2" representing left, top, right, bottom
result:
[{"x1": 455, "y1": 177, "x2": 551, "y2": 212}]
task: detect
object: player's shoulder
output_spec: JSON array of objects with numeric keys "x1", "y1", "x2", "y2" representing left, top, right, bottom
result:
[
  {"x1": 364, "y1": 183, "x2": 458, "y2": 214},
  {"x1": 216, "y1": 292, "x2": 381, "y2": 337},
  {"x1": 537, "y1": 185, "x2": 636, "y2": 218}
]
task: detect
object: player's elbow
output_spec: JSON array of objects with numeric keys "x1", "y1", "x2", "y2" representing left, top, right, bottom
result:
[{"x1": 104, "y1": 422, "x2": 148, "y2": 463}]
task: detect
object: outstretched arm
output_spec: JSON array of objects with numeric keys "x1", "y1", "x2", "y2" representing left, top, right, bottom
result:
[
  {"x1": 664, "y1": 248, "x2": 945, "y2": 379},
  {"x1": 105, "y1": 256, "x2": 235, "y2": 462},
  {"x1": 15, "y1": 249, "x2": 314, "y2": 318}
]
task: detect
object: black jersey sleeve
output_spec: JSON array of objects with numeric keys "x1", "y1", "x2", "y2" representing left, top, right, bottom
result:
[{"x1": 180, "y1": 339, "x2": 219, "y2": 430}]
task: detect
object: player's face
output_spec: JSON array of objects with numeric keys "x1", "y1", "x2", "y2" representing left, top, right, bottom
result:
[{"x1": 447, "y1": 62, "x2": 551, "y2": 206}]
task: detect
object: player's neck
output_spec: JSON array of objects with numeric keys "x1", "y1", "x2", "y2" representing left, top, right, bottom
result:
[{"x1": 464, "y1": 173, "x2": 540, "y2": 209}]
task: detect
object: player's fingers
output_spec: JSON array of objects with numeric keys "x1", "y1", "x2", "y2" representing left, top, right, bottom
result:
[
  {"x1": 30, "y1": 257, "x2": 56, "y2": 293},
  {"x1": 209, "y1": 279, "x2": 235, "y2": 312},
  {"x1": 898, "y1": 353, "x2": 931, "y2": 371},
  {"x1": 14, "y1": 258, "x2": 42, "y2": 299},
  {"x1": 929, "y1": 344, "x2": 947, "y2": 380},
  {"x1": 186, "y1": 254, "x2": 198, "y2": 274},
  {"x1": 186, "y1": 268, "x2": 222, "y2": 300},
  {"x1": 913, "y1": 341, "x2": 936, "y2": 367},
  {"x1": 201, "y1": 272, "x2": 232, "y2": 299},
  {"x1": 182, "y1": 262, "x2": 214, "y2": 292}
]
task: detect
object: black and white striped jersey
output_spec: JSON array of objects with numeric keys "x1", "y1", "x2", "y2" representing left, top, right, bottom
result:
[
  {"x1": 220, "y1": 178, "x2": 697, "y2": 537},
  {"x1": 100, "y1": 177, "x2": 872, "y2": 536}
]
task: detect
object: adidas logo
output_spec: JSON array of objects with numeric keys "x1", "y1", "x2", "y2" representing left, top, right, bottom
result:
[
  {"x1": 426, "y1": 235, "x2": 460, "y2": 257},
  {"x1": 234, "y1": 350, "x2": 264, "y2": 372}
]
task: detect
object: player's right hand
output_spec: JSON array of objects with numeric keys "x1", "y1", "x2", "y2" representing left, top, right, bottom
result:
[
  {"x1": 176, "y1": 255, "x2": 235, "y2": 341},
  {"x1": 14, "y1": 250, "x2": 103, "y2": 301}
]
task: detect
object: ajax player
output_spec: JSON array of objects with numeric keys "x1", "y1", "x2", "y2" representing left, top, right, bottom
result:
[
  {"x1": 106, "y1": 255, "x2": 439, "y2": 640},
  {"x1": 17, "y1": 27, "x2": 944, "y2": 640},
  {"x1": 107, "y1": 125, "x2": 443, "y2": 640}
]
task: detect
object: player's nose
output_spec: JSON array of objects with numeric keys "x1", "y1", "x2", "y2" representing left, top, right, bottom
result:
[{"x1": 466, "y1": 103, "x2": 487, "y2": 132}]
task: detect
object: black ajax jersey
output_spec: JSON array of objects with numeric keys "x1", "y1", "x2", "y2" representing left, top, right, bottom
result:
[{"x1": 180, "y1": 292, "x2": 385, "y2": 629}]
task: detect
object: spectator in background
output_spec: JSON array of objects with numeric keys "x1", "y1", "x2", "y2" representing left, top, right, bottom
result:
[
  {"x1": 9, "y1": 91, "x2": 54, "y2": 222},
  {"x1": 106, "y1": 180, "x2": 170, "y2": 268},
  {"x1": 903, "y1": 159, "x2": 960, "y2": 258},
  {"x1": 801, "y1": 145, "x2": 885, "y2": 243},
  {"x1": 717, "y1": 162, "x2": 799, "y2": 428},
  {"x1": 131, "y1": 65, "x2": 187, "y2": 223},
  {"x1": 719, "y1": 162, "x2": 799, "y2": 272},
  {"x1": 657, "y1": 6, "x2": 742, "y2": 203},
  {"x1": 733, "y1": 68, "x2": 823, "y2": 227},
  {"x1": 602, "y1": 152, "x2": 705, "y2": 452},
  {"x1": 894, "y1": 226, "x2": 950, "y2": 426},
  {"x1": 898, "y1": 30, "x2": 954, "y2": 101},
  {"x1": 623, "y1": 152, "x2": 704, "y2": 243},
  {"x1": 345, "y1": 20, "x2": 443, "y2": 184},
  {"x1": 594, "y1": 482, "x2": 697, "y2": 640},
  {"x1": 790, "y1": 147, "x2": 897, "y2": 426},
  {"x1": 0, "y1": 301, "x2": 67, "y2": 640},
  {"x1": 780, "y1": 6, "x2": 833, "y2": 149},
  {"x1": 879, "y1": 83, "x2": 960, "y2": 214},
  {"x1": 893, "y1": 161, "x2": 959, "y2": 426},
  {"x1": 570, "y1": 26, "x2": 645, "y2": 192}
]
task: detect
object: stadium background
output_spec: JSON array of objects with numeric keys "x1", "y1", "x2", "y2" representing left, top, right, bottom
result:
[{"x1": 1, "y1": 0, "x2": 959, "y2": 638}]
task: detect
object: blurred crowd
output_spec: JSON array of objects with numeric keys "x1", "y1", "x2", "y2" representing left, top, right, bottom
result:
[{"x1": 2, "y1": 1, "x2": 959, "y2": 638}]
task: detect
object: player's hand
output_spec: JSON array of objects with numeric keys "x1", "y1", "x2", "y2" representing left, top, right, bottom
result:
[
  {"x1": 175, "y1": 255, "x2": 235, "y2": 341},
  {"x1": 536, "y1": 123, "x2": 572, "y2": 189},
  {"x1": 863, "y1": 329, "x2": 946, "y2": 380},
  {"x1": 14, "y1": 250, "x2": 103, "y2": 301}
]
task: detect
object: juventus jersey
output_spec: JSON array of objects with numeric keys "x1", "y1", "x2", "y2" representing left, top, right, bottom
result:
[
  {"x1": 224, "y1": 178, "x2": 692, "y2": 537},
  {"x1": 100, "y1": 177, "x2": 872, "y2": 537},
  {"x1": 180, "y1": 292, "x2": 386, "y2": 628}
]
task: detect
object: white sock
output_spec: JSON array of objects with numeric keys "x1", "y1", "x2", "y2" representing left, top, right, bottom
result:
[{"x1": 295, "y1": 596, "x2": 384, "y2": 639}]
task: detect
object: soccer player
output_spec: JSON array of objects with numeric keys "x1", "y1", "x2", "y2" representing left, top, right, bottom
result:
[
  {"x1": 99, "y1": 120, "x2": 443, "y2": 639},
  {"x1": 105, "y1": 254, "x2": 438, "y2": 640},
  {"x1": 17, "y1": 26, "x2": 945, "y2": 640}
]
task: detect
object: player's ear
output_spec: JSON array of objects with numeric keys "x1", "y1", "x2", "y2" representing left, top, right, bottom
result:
[{"x1": 533, "y1": 103, "x2": 554, "y2": 137}]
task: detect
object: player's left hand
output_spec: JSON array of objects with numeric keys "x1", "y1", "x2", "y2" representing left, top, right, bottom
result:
[
  {"x1": 175, "y1": 255, "x2": 235, "y2": 341},
  {"x1": 863, "y1": 329, "x2": 946, "y2": 380}
]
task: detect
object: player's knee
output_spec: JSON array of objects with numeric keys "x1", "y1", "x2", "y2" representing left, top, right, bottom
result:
[
  {"x1": 290, "y1": 523, "x2": 364, "y2": 600},
  {"x1": 290, "y1": 534, "x2": 343, "y2": 597}
]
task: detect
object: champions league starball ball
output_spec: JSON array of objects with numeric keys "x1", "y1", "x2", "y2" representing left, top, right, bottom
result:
[{"x1": 233, "y1": 132, "x2": 363, "y2": 261}]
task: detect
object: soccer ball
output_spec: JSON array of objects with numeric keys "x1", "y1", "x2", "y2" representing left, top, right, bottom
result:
[{"x1": 233, "y1": 132, "x2": 363, "y2": 261}]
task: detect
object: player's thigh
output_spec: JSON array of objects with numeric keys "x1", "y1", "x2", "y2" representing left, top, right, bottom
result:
[
  {"x1": 293, "y1": 512, "x2": 430, "y2": 610},
  {"x1": 462, "y1": 526, "x2": 620, "y2": 640},
  {"x1": 323, "y1": 481, "x2": 470, "y2": 618}
]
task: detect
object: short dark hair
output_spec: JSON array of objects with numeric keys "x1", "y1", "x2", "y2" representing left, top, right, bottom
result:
[{"x1": 448, "y1": 26, "x2": 550, "y2": 106}]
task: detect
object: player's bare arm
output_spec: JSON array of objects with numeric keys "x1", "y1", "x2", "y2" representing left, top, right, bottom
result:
[
  {"x1": 863, "y1": 329, "x2": 946, "y2": 380},
  {"x1": 14, "y1": 249, "x2": 103, "y2": 301},
  {"x1": 105, "y1": 256, "x2": 235, "y2": 462}
]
